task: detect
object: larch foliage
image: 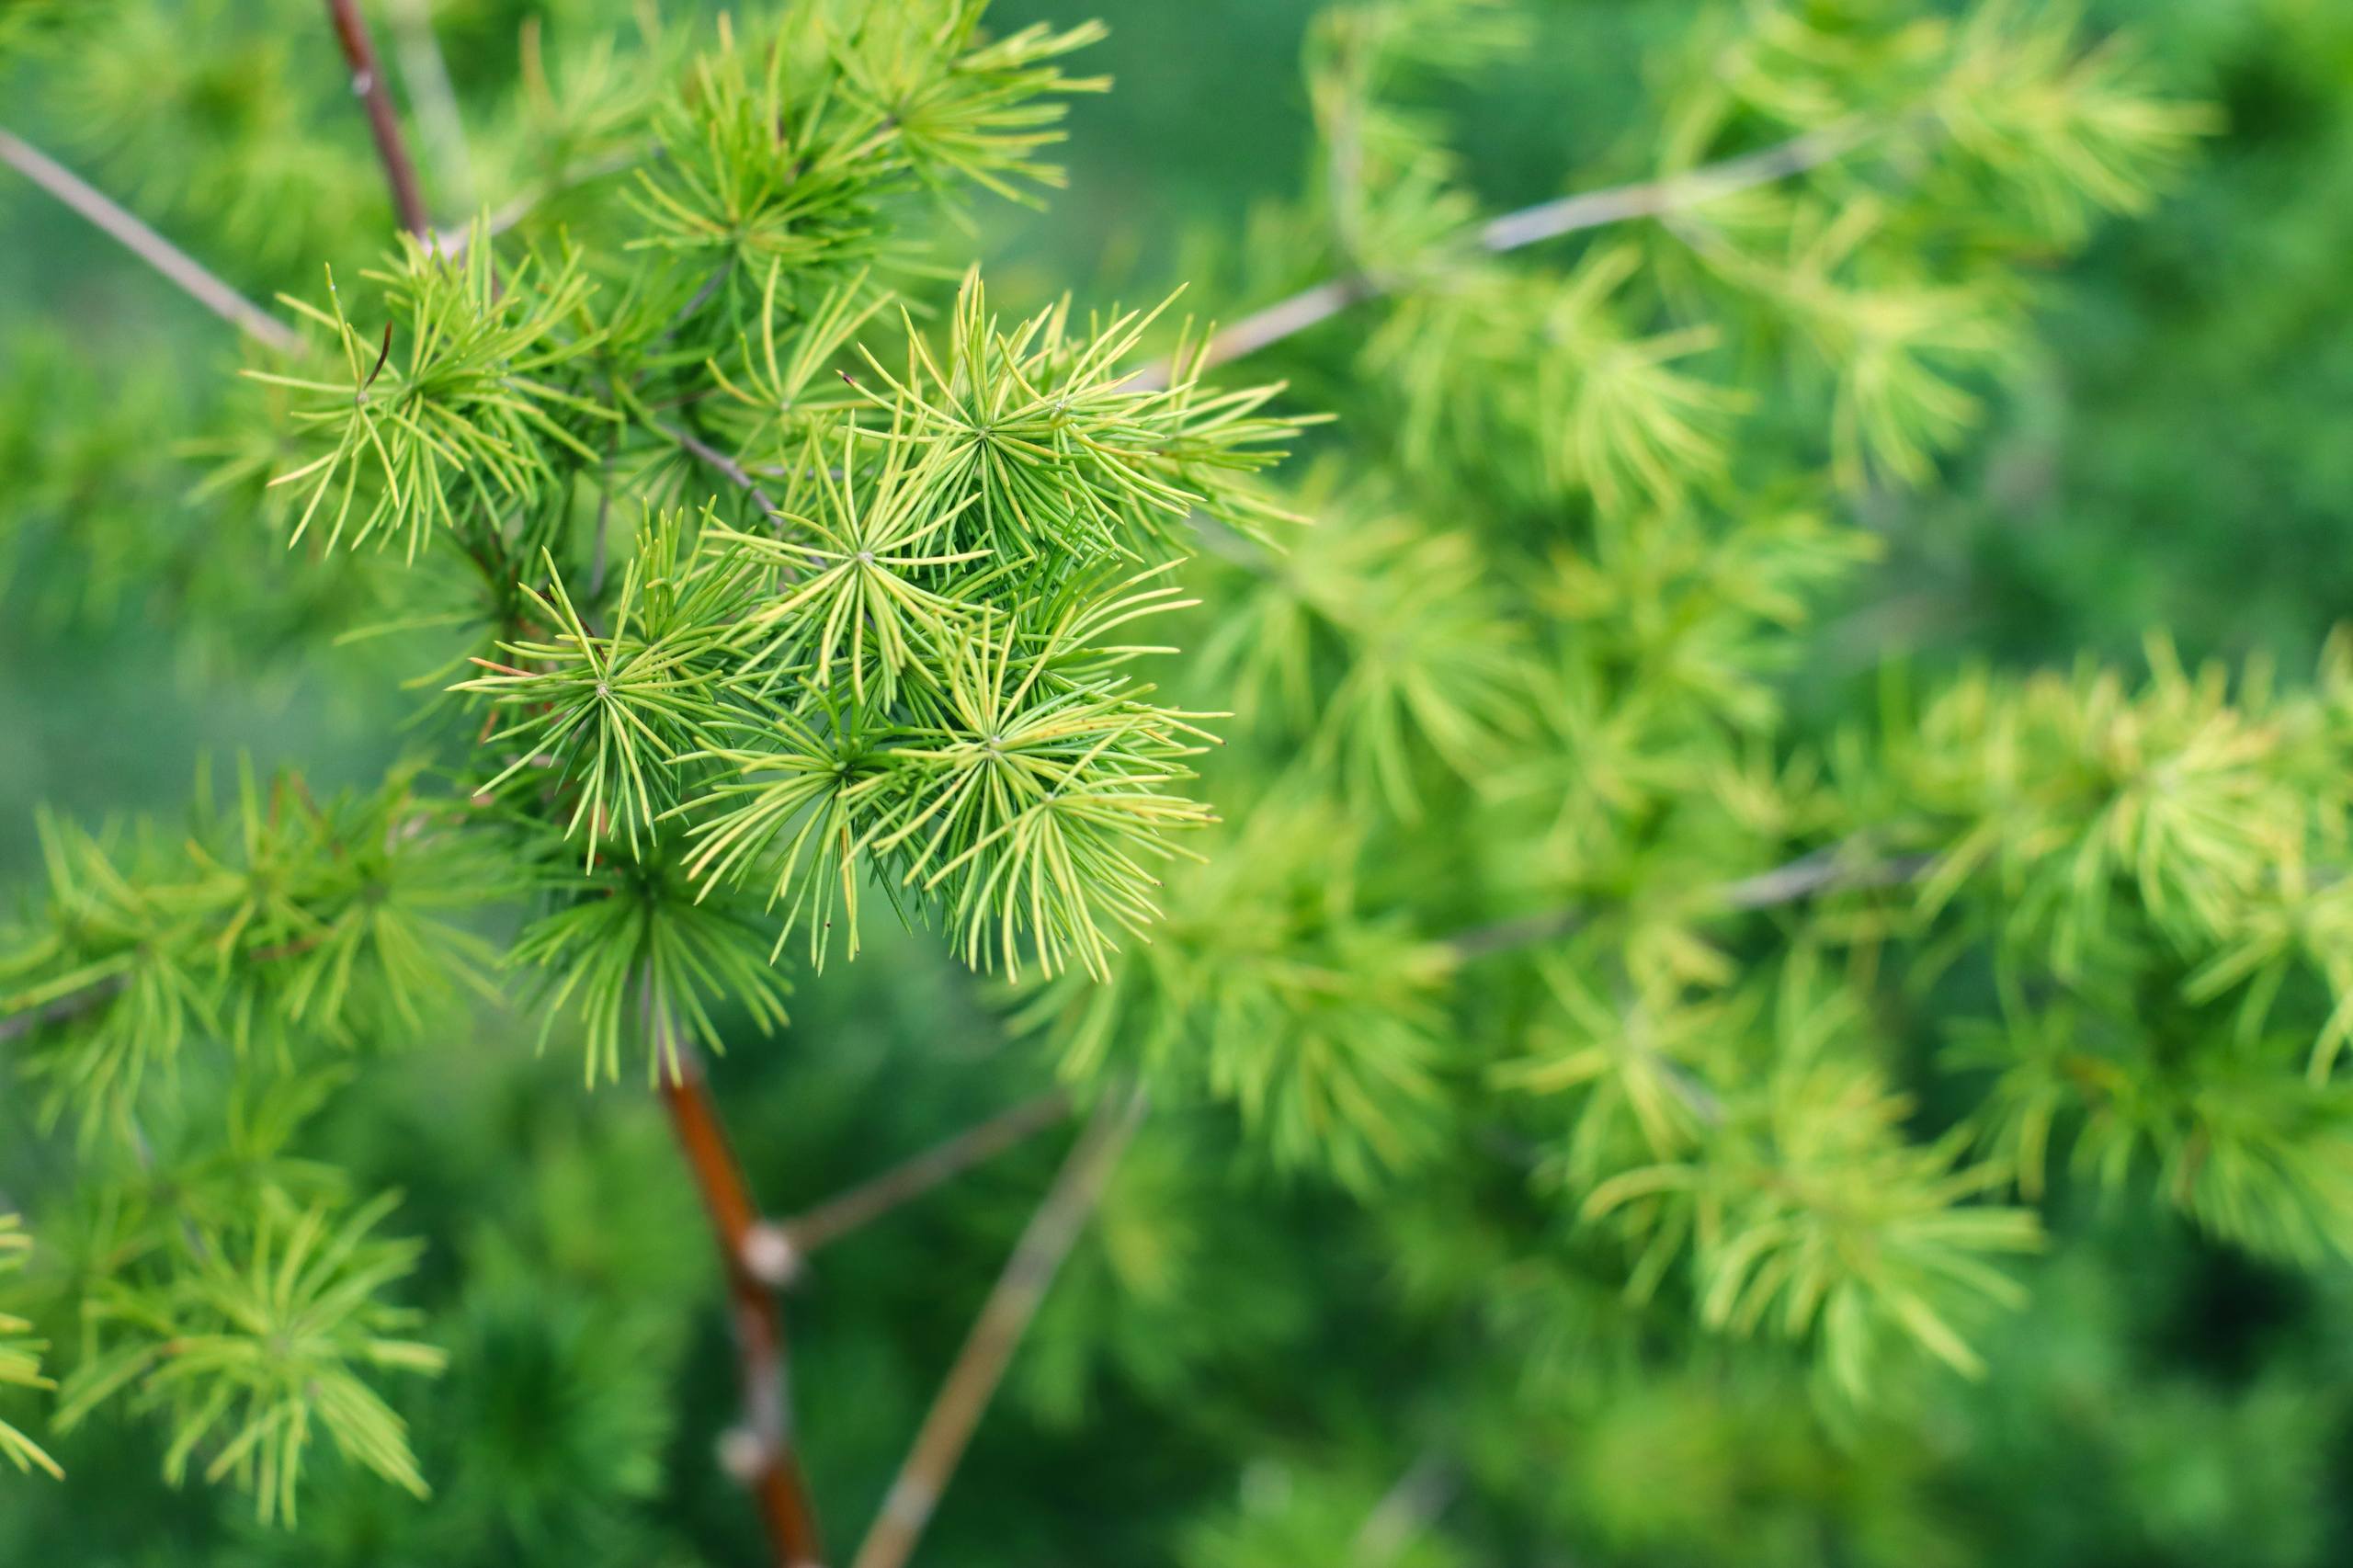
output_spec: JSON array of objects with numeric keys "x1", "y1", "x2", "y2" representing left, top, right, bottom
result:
[{"x1": 5, "y1": 0, "x2": 2314, "y2": 1559}]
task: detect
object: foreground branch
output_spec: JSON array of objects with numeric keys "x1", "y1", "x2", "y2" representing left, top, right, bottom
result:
[
  {"x1": 654, "y1": 1027, "x2": 825, "y2": 1568},
  {"x1": 323, "y1": 0, "x2": 432, "y2": 238},
  {"x1": 850, "y1": 1085, "x2": 1148, "y2": 1568},
  {"x1": 782, "y1": 1091, "x2": 1073, "y2": 1257},
  {"x1": 0, "y1": 128, "x2": 300, "y2": 354}
]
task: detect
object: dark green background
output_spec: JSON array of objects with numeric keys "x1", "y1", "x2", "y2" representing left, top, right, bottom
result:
[{"x1": 5, "y1": 1, "x2": 2353, "y2": 1563}]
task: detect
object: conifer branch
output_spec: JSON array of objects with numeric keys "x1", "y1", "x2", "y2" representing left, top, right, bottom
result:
[
  {"x1": 1477, "y1": 119, "x2": 1869, "y2": 251},
  {"x1": 382, "y1": 0, "x2": 476, "y2": 216},
  {"x1": 323, "y1": 0, "x2": 432, "y2": 238},
  {"x1": 657, "y1": 420, "x2": 791, "y2": 524},
  {"x1": 428, "y1": 144, "x2": 645, "y2": 256},
  {"x1": 654, "y1": 1027, "x2": 825, "y2": 1568},
  {"x1": 1354, "y1": 1451, "x2": 1458, "y2": 1567},
  {"x1": 1445, "y1": 843, "x2": 1932, "y2": 961},
  {"x1": 851, "y1": 1085, "x2": 1148, "y2": 1568},
  {"x1": 1143, "y1": 120, "x2": 1870, "y2": 387},
  {"x1": 781, "y1": 1091, "x2": 1074, "y2": 1256},
  {"x1": 0, "y1": 128, "x2": 301, "y2": 353},
  {"x1": 0, "y1": 980, "x2": 123, "y2": 1046}
]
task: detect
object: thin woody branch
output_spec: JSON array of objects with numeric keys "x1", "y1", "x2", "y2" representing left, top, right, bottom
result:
[
  {"x1": 850, "y1": 1085, "x2": 1148, "y2": 1568},
  {"x1": 0, "y1": 848, "x2": 1926, "y2": 1048},
  {"x1": 0, "y1": 127, "x2": 300, "y2": 354},
  {"x1": 653, "y1": 1020, "x2": 826, "y2": 1568},
  {"x1": 1354, "y1": 1450, "x2": 1458, "y2": 1568},
  {"x1": 1444, "y1": 843, "x2": 1935, "y2": 963},
  {"x1": 1135, "y1": 120, "x2": 1871, "y2": 390},
  {"x1": 0, "y1": 981, "x2": 125, "y2": 1047},
  {"x1": 781, "y1": 1090, "x2": 1073, "y2": 1257},
  {"x1": 323, "y1": 0, "x2": 432, "y2": 238},
  {"x1": 658, "y1": 420, "x2": 793, "y2": 524}
]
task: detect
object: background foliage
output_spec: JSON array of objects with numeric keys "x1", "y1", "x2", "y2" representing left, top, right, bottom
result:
[{"x1": 4, "y1": 1, "x2": 2353, "y2": 1564}]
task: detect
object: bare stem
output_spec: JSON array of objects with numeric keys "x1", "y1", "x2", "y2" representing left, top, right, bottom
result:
[
  {"x1": 383, "y1": 0, "x2": 477, "y2": 215},
  {"x1": 1446, "y1": 842, "x2": 1934, "y2": 963},
  {"x1": 0, "y1": 128, "x2": 300, "y2": 354},
  {"x1": 850, "y1": 1085, "x2": 1148, "y2": 1568},
  {"x1": 1138, "y1": 120, "x2": 1870, "y2": 390},
  {"x1": 782, "y1": 1091, "x2": 1073, "y2": 1257},
  {"x1": 658, "y1": 419, "x2": 794, "y2": 526},
  {"x1": 654, "y1": 1024, "x2": 826, "y2": 1568},
  {"x1": 1354, "y1": 1451, "x2": 1458, "y2": 1568},
  {"x1": 0, "y1": 980, "x2": 124, "y2": 1047},
  {"x1": 1477, "y1": 119, "x2": 1868, "y2": 251},
  {"x1": 323, "y1": 0, "x2": 432, "y2": 237}
]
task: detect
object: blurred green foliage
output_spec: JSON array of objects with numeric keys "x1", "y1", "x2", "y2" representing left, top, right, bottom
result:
[{"x1": 2, "y1": 1, "x2": 2351, "y2": 1564}]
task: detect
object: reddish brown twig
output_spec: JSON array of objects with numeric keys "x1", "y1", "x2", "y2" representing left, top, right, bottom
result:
[
  {"x1": 850, "y1": 1086, "x2": 1147, "y2": 1568},
  {"x1": 654, "y1": 1030, "x2": 825, "y2": 1568},
  {"x1": 782, "y1": 1090, "x2": 1073, "y2": 1256},
  {"x1": 324, "y1": 0, "x2": 432, "y2": 238}
]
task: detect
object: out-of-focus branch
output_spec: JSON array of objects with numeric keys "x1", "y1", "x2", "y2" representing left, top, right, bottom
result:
[
  {"x1": 0, "y1": 128, "x2": 301, "y2": 354},
  {"x1": 383, "y1": 0, "x2": 476, "y2": 215},
  {"x1": 850, "y1": 1085, "x2": 1148, "y2": 1568},
  {"x1": 1137, "y1": 120, "x2": 1870, "y2": 389},
  {"x1": 1445, "y1": 842, "x2": 1934, "y2": 962},
  {"x1": 781, "y1": 1091, "x2": 1074, "y2": 1257},
  {"x1": 323, "y1": 0, "x2": 432, "y2": 237}
]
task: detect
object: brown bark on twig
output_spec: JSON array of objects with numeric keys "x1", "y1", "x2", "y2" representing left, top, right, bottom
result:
[
  {"x1": 655, "y1": 1032, "x2": 827, "y2": 1568},
  {"x1": 323, "y1": 0, "x2": 432, "y2": 238},
  {"x1": 850, "y1": 1086, "x2": 1147, "y2": 1568}
]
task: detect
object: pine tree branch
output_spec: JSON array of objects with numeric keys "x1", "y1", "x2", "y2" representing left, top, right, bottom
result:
[
  {"x1": 850, "y1": 1085, "x2": 1148, "y2": 1568},
  {"x1": 1478, "y1": 119, "x2": 1869, "y2": 251},
  {"x1": 323, "y1": 0, "x2": 433, "y2": 238},
  {"x1": 654, "y1": 1027, "x2": 825, "y2": 1568},
  {"x1": 781, "y1": 1091, "x2": 1073, "y2": 1257},
  {"x1": 0, "y1": 980, "x2": 124, "y2": 1047},
  {"x1": 657, "y1": 420, "x2": 792, "y2": 524},
  {"x1": 382, "y1": 0, "x2": 476, "y2": 216},
  {"x1": 0, "y1": 127, "x2": 301, "y2": 354},
  {"x1": 1354, "y1": 1450, "x2": 1458, "y2": 1568},
  {"x1": 1445, "y1": 843, "x2": 1933, "y2": 962},
  {"x1": 428, "y1": 143, "x2": 645, "y2": 255},
  {"x1": 1138, "y1": 119, "x2": 1870, "y2": 389}
]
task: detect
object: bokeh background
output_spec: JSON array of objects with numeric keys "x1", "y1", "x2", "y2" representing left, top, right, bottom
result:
[{"x1": 4, "y1": 1, "x2": 2353, "y2": 1563}]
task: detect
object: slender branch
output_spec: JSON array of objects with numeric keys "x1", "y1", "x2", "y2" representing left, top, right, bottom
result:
[
  {"x1": 654, "y1": 1024, "x2": 825, "y2": 1568},
  {"x1": 782, "y1": 1091, "x2": 1073, "y2": 1257},
  {"x1": 0, "y1": 980, "x2": 124, "y2": 1047},
  {"x1": 383, "y1": 0, "x2": 477, "y2": 215},
  {"x1": 1354, "y1": 1451, "x2": 1458, "y2": 1568},
  {"x1": 1477, "y1": 119, "x2": 1868, "y2": 252},
  {"x1": 1717, "y1": 846, "x2": 1933, "y2": 912},
  {"x1": 850, "y1": 1085, "x2": 1148, "y2": 1568},
  {"x1": 1442, "y1": 904, "x2": 1591, "y2": 963},
  {"x1": 1445, "y1": 843, "x2": 1934, "y2": 963},
  {"x1": 429, "y1": 143, "x2": 645, "y2": 255},
  {"x1": 323, "y1": 0, "x2": 432, "y2": 238},
  {"x1": 1142, "y1": 120, "x2": 1870, "y2": 390},
  {"x1": 0, "y1": 128, "x2": 300, "y2": 354},
  {"x1": 659, "y1": 421, "x2": 789, "y2": 517}
]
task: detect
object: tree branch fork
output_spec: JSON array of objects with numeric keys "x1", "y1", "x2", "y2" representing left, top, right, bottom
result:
[{"x1": 0, "y1": 36, "x2": 1900, "y2": 1568}]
